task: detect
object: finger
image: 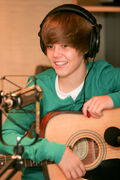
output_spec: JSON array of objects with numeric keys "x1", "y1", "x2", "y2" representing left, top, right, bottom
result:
[
  {"x1": 78, "y1": 161, "x2": 86, "y2": 176},
  {"x1": 75, "y1": 166, "x2": 86, "y2": 178},
  {"x1": 64, "y1": 170, "x2": 71, "y2": 180},
  {"x1": 88, "y1": 109, "x2": 103, "y2": 118},
  {"x1": 89, "y1": 112, "x2": 101, "y2": 119},
  {"x1": 88, "y1": 103, "x2": 103, "y2": 117},
  {"x1": 74, "y1": 157, "x2": 86, "y2": 177},
  {"x1": 70, "y1": 168, "x2": 79, "y2": 179},
  {"x1": 82, "y1": 100, "x2": 91, "y2": 116},
  {"x1": 87, "y1": 111, "x2": 91, "y2": 118}
]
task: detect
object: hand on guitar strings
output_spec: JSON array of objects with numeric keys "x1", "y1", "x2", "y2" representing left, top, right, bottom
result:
[
  {"x1": 82, "y1": 95, "x2": 114, "y2": 118},
  {"x1": 58, "y1": 147, "x2": 86, "y2": 180}
]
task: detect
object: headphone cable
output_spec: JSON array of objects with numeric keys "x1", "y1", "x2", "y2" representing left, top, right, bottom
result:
[{"x1": 80, "y1": 58, "x2": 95, "y2": 111}]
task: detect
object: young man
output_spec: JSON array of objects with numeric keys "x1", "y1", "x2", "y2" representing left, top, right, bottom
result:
[{"x1": 1, "y1": 4, "x2": 120, "y2": 180}]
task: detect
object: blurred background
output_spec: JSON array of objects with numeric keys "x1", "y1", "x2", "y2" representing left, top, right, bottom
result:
[
  {"x1": 0, "y1": 0, "x2": 120, "y2": 92},
  {"x1": 0, "y1": 0, "x2": 120, "y2": 179}
]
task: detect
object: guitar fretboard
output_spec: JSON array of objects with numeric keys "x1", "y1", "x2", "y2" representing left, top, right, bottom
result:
[
  {"x1": 0, "y1": 155, "x2": 40, "y2": 169},
  {"x1": 0, "y1": 155, "x2": 52, "y2": 170}
]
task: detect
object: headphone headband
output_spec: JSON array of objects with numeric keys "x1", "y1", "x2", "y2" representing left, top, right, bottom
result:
[
  {"x1": 39, "y1": 4, "x2": 102, "y2": 58},
  {"x1": 40, "y1": 4, "x2": 97, "y2": 28}
]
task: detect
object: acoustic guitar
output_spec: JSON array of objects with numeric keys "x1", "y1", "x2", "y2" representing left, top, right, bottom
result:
[
  {"x1": 39, "y1": 108, "x2": 120, "y2": 180},
  {"x1": 0, "y1": 108, "x2": 120, "y2": 180}
]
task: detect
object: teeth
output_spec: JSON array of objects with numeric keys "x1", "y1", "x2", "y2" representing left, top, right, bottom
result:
[{"x1": 55, "y1": 62, "x2": 66, "y2": 65}]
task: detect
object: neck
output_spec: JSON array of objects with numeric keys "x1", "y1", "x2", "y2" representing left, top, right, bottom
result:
[{"x1": 58, "y1": 61, "x2": 87, "y2": 93}]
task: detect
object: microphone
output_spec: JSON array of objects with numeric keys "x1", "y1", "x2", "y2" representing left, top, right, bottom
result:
[
  {"x1": 2, "y1": 85, "x2": 43, "y2": 111},
  {"x1": 104, "y1": 126, "x2": 120, "y2": 147}
]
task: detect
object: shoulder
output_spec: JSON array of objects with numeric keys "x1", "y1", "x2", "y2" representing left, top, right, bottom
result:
[
  {"x1": 89, "y1": 59, "x2": 118, "y2": 74},
  {"x1": 87, "y1": 59, "x2": 120, "y2": 84},
  {"x1": 27, "y1": 68, "x2": 56, "y2": 87},
  {"x1": 90, "y1": 60, "x2": 120, "y2": 86},
  {"x1": 91, "y1": 59, "x2": 112, "y2": 68},
  {"x1": 35, "y1": 68, "x2": 56, "y2": 79}
]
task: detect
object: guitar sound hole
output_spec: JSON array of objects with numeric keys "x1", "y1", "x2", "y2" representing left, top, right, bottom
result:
[{"x1": 72, "y1": 138, "x2": 99, "y2": 165}]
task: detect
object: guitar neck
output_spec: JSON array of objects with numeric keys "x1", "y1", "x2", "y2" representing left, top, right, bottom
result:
[{"x1": 0, "y1": 155, "x2": 51, "y2": 169}]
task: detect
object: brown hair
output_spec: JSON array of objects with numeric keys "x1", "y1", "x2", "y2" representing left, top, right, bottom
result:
[{"x1": 41, "y1": 11, "x2": 92, "y2": 58}]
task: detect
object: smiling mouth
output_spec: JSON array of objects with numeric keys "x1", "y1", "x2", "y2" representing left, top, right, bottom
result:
[{"x1": 55, "y1": 62, "x2": 67, "y2": 66}]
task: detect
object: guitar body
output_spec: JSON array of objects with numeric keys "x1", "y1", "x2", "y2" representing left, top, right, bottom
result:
[{"x1": 40, "y1": 108, "x2": 120, "y2": 180}]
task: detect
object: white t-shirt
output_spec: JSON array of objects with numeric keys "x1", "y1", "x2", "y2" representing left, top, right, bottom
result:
[{"x1": 55, "y1": 75, "x2": 84, "y2": 100}]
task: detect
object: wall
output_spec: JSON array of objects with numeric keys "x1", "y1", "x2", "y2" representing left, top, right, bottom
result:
[
  {"x1": 0, "y1": 0, "x2": 106, "y2": 95},
  {"x1": 0, "y1": 0, "x2": 73, "y2": 78},
  {"x1": 0, "y1": 1, "x2": 73, "y2": 179},
  {"x1": 105, "y1": 13, "x2": 120, "y2": 67},
  {"x1": 0, "y1": 0, "x2": 105, "y2": 78}
]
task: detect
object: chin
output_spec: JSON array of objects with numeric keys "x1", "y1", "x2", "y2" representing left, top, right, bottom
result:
[{"x1": 55, "y1": 69, "x2": 66, "y2": 76}]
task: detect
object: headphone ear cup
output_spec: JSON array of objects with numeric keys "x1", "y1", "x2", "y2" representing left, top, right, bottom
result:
[
  {"x1": 88, "y1": 26, "x2": 100, "y2": 58},
  {"x1": 40, "y1": 37, "x2": 45, "y2": 54},
  {"x1": 38, "y1": 30, "x2": 46, "y2": 54}
]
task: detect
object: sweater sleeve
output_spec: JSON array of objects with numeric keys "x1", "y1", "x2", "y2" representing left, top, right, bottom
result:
[
  {"x1": 108, "y1": 92, "x2": 120, "y2": 108},
  {"x1": 95, "y1": 60, "x2": 120, "y2": 108},
  {"x1": 23, "y1": 138, "x2": 66, "y2": 164},
  {"x1": 1, "y1": 105, "x2": 66, "y2": 165},
  {"x1": 107, "y1": 67, "x2": 120, "y2": 108}
]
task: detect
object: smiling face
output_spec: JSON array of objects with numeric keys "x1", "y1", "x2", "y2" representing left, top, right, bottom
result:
[
  {"x1": 46, "y1": 43, "x2": 85, "y2": 78},
  {"x1": 40, "y1": 11, "x2": 92, "y2": 83}
]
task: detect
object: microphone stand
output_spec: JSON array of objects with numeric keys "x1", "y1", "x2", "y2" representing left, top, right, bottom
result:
[
  {"x1": 0, "y1": 99, "x2": 25, "y2": 180},
  {"x1": 0, "y1": 138, "x2": 24, "y2": 179},
  {"x1": 0, "y1": 83, "x2": 42, "y2": 179},
  {"x1": 0, "y1": 100, "x2": 26, "y2": 180},
  {"x1": 0, "y1": 90, "x2": 25, "y2": 180}
]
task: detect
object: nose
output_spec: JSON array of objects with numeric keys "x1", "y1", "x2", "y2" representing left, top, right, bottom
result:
[{"x1": 53, "y1": 46, "x2": 61, "y2": 57}]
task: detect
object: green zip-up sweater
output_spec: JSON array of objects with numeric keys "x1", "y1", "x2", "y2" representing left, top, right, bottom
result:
[{"x1": 1, "y1": 60, "x2": 120, "y2": 180}]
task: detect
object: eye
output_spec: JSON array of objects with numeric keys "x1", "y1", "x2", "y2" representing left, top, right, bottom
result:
[
  {"x1": 62, "y1": 44, "x2": 68, "y2": 48},
  {"x1": 47, "y1": 45, "x2": 54, "y2": 49}
]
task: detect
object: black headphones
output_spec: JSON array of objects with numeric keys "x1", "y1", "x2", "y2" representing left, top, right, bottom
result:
[{"x1": 38, "y1": 4, "x2": 102, "y2": 58}]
